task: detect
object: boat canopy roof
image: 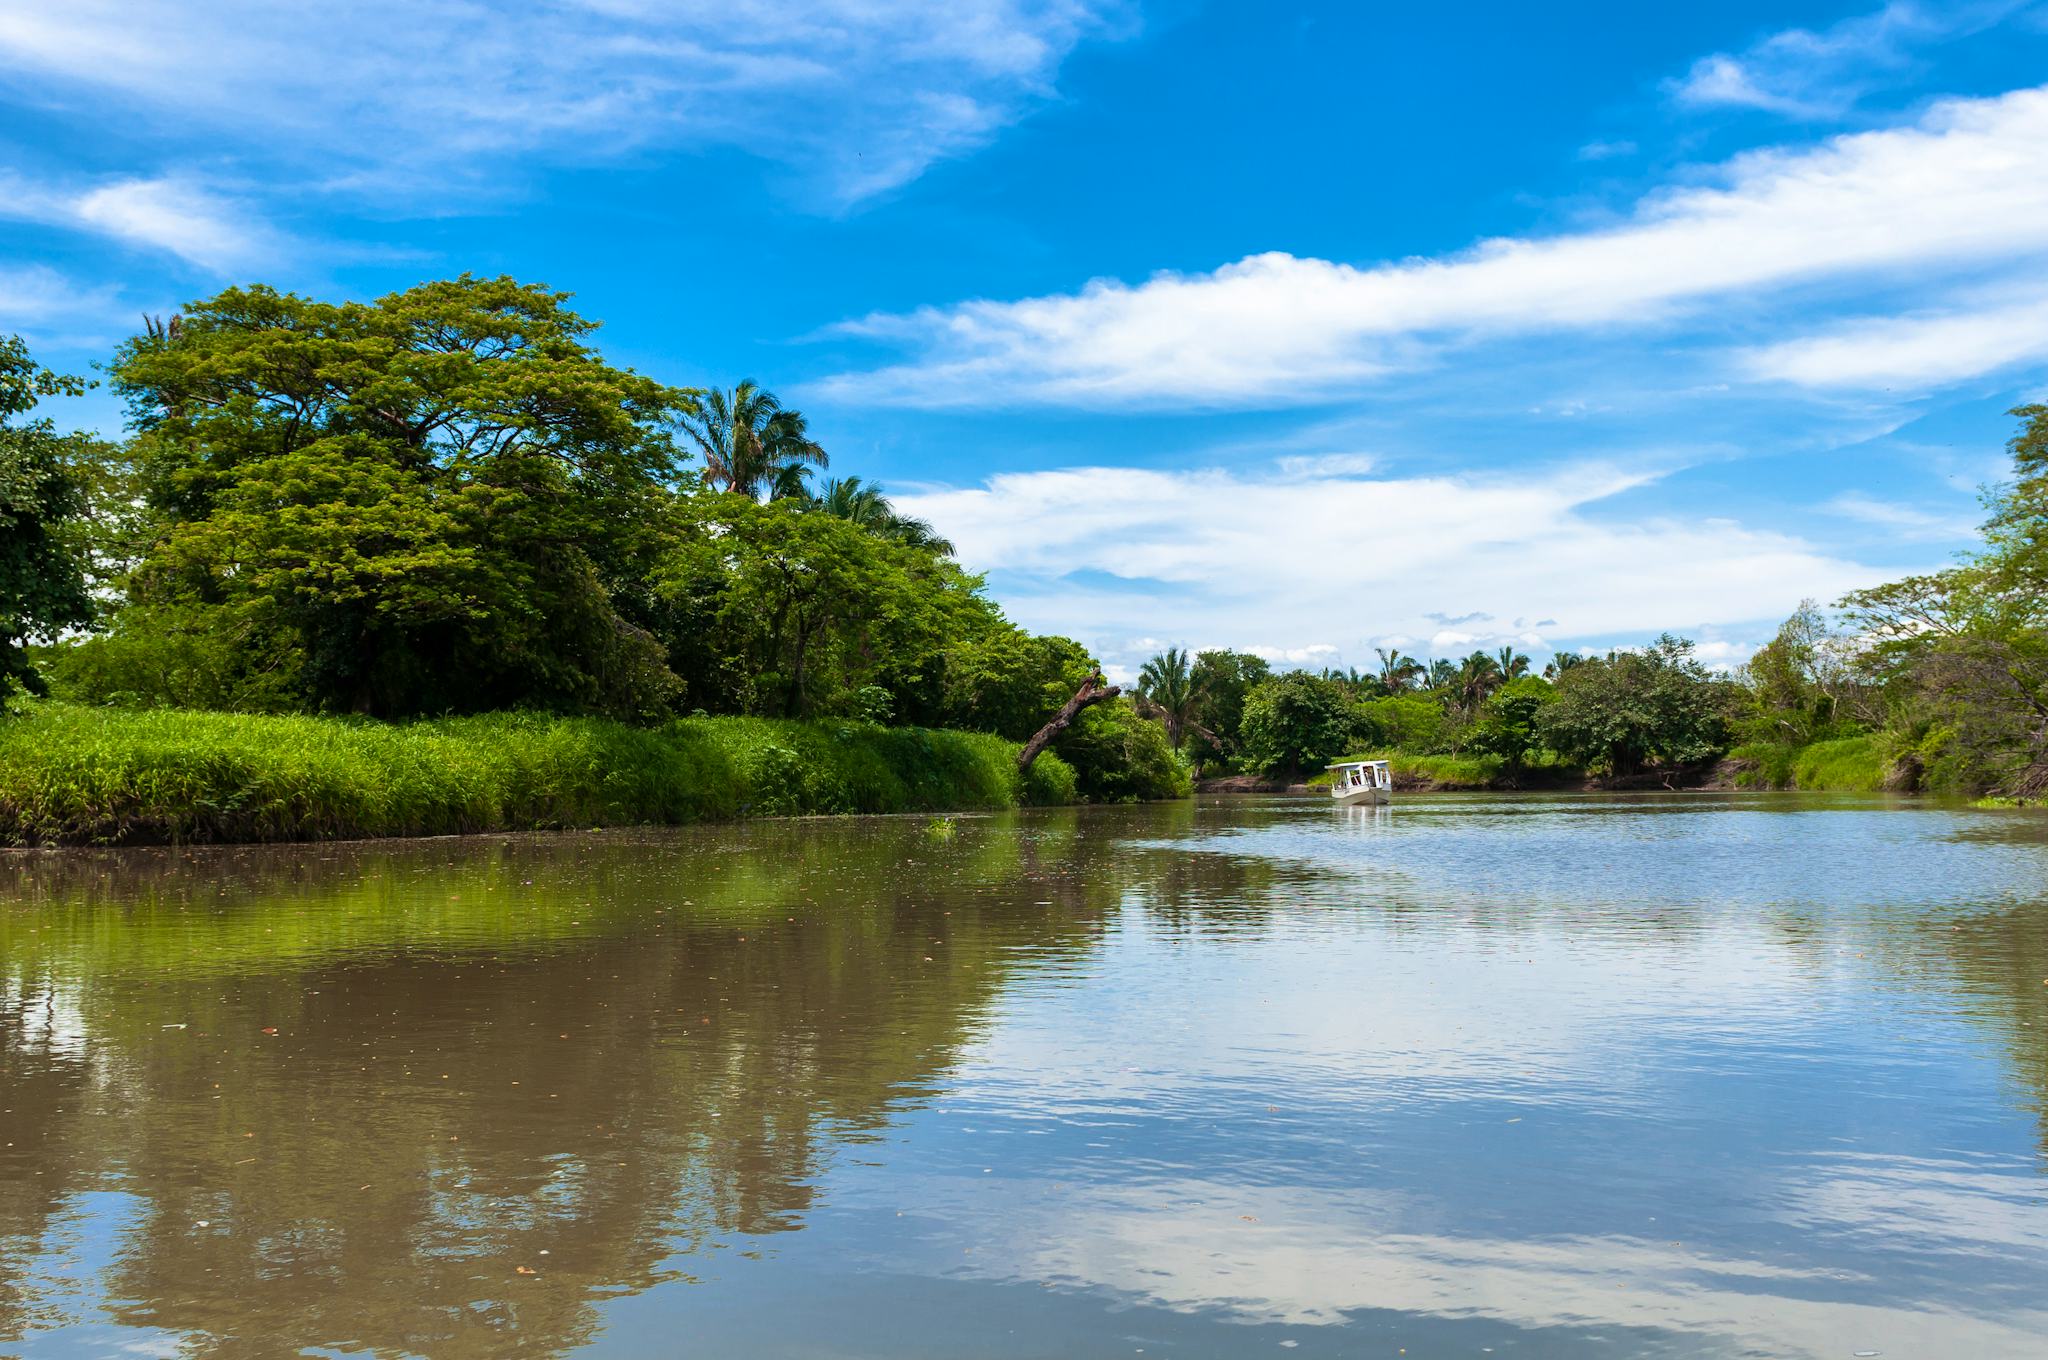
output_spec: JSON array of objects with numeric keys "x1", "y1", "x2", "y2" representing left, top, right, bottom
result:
[{"x1": 1326, "y1": 759, "x2": 1389, "y2": 771}]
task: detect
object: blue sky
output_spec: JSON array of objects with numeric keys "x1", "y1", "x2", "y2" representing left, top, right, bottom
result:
[{"x1": 6, "y1": 1, "x2": 2048, "y2": 681}]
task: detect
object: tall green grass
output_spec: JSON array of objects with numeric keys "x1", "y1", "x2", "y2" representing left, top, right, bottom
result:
[
  {"x1": 0, "y1": 703, "x2": 1078, "y2": 846},
  {"x1": 1727, "y1": 735, "x2": 1887, "y2": 792},
  {"x1": 1789, "y1": 735, "x2": 1886, "y2": 792},
  {"x1": 1720, "y1": 737, "x2": 1875, "y2": 790}
]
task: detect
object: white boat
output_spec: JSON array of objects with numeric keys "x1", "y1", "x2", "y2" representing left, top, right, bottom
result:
[{"x1": 1325, "y1": 759, "x2": 1391, "y2": 806}]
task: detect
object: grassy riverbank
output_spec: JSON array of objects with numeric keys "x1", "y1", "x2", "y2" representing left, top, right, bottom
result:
[
  {"x1": 0, "y1": 703, "x2": 1079, "y2": 846},
  {"x1": 1723, "y1": 735, "x2": 1889, "y2": 792}
]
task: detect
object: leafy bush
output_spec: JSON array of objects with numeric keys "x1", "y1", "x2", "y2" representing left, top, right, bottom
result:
[
  {"x1": 1050, "y1": 697, "x2": 1191, "y2": 802},
  {"x1": 1725, "y1": 740, "x2": 1798, "y2": 789},
  {"x1": 1727, "y1": 735, "x2": 1887, "y2": 791}
]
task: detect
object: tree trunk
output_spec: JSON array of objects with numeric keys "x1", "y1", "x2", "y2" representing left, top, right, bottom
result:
[{"x1": 1017, "y1": 672, "x2": 1121, "y2": 772}]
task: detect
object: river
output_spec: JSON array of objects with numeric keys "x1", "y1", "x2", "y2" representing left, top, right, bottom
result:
[{"x1": 4, "y1": 794, "x2": 2047, "y2": 1358}]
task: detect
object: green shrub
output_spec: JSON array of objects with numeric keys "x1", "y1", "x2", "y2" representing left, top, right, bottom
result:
[
  {"x1": 0, "y1": 702, "x2": 1080, "y2": 845},
  {"x1": 1051, "y1": 697, "x2": 1191, "y2": 802}
]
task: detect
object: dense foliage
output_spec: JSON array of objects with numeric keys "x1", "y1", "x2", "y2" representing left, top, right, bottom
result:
[
  {"x1": 1534, "y1": 637, "x2": 1736, "y2": 774},
  {"x1": 20, "y1": 279, "x2": 1189, "y2": 812},
  {"x1": 0, "y1": 337, "x2": 95, "y2": 701},
  {"x1": 1717, "y1": 408, "x2": 2048, "y2": 799},
  {"x1": 99, "y1": 279, "x2": 691, "y2": 718}
]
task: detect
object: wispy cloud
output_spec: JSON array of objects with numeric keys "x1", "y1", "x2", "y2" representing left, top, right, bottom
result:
[
  {"x1": 0, "y1": 264, "x2": 121, "y2": 339},
  {"x1": 0, "y1": 1, "x2": 1131, "y2": 207},
  {"x1": 894, "y1": 457, "x2": 1895, "y2": 670},
  {"x1": 0, "y1": 173, "x2": 277, "y2": 273},
  {"x1": 823, "y1": 84, "x2": 2048, "y2": 407},
  {"x1": 1576, "y1": 139, "x2": 1637, "y2": 161},
  {"x1": 1824, "y1": 490, "x2": 1983, "y2": 540},
  {"x1": 1741, "y1": 287, "x2": 2048, "y2": 388},
  {"x1": 1667, "y1": 1, "x2": 2011, "y2": 119}
]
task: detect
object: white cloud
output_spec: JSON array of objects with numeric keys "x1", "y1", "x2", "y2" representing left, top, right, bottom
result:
[
  {"x1": 1244, "y1": 643, "x2": 1341, "y2": 666},
  {"x1": 0, "y1": 173, "x2": 272, "y2": 273},
  {"x1": 825, "y1": 84, "x2": 2048, "y2": 406},
  {"x1": 895, "y1": 458, "x2": 1898, "y2": 669},
  {"x1": 1274, "y1": 452, "x2": 1377, "y2": 478},
  {"x1": 0, "y1": 1, "x2": 1130, "y2": 206},
  {"x1": 1674, "y1": 54, "x2": 1823, "y2": 117},
  {"x1": 1824, "y1": 490, "x2": 1983, "y2": 540},
  {"x1": 1691, "y1": 638, "x2": 1761, "y2": 670},
  {"x1": 0, "y1": 264, "x2": 107, "y2": 325},
  {"x1": 1742, "y1": 288, "x2": 2048, "y2": 387},
  {"x1": 1667, "y1": 2, "x2": 1999, "y2": 119},
  {"x1": 970, "y1": 1180, "x2": 2048, "y2": 1355},
  {"x1": 1576, "y1": 138, "x2": 1637, "y2": 161}
]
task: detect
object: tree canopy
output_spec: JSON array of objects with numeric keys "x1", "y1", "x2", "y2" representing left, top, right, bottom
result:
[
  {"x1": 1536, "y1": 636, "x2": 1736, "y2": 775},
  {"x1": 106, "y1": 277, "x2": 693, "y2": 717},
  {"x1": 0, "y1": 336, "x2": 95, "y2": 702},
  {"x1": 32, "y1": 281, "x2": 1191, "y2": 801}
]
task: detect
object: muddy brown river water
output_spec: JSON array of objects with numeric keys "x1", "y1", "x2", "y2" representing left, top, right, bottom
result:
[{"x1": 3, "y1": 794, "x2": 2047, "y2": 1358}]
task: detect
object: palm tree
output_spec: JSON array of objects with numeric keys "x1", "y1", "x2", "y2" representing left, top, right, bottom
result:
[
  {"x1": 1456, "y1": 650, "x2": 1502, "y2": 714},
  {"x1": 676, "y1": 381, "x2": 828, "y2": 500},
  {"x1": 811, "y1": 476, "x2": 954, "y2": 555},
  {"x1": 1426, "y1": 657, "x2": 1459, "y2": 690},
  {"x1": 1544, "y1": 650, "x2": 1587, "y2": 681},
  {"x1": 1375, "y1": 646, "x2": 1425, "y2": 691},
  {"x1": 1496, "y1": 646, "x2": 1531, "y2": 681},
  {"x1": 1137, "y1": 646, "x2": 1201, "y2": 750}
]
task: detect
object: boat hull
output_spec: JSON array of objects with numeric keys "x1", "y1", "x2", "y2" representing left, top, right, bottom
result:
[{"x1": 1330, "y1": 785, "x2": 1389, "y2": 806}]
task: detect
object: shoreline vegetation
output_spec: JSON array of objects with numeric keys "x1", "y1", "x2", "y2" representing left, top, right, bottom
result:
[
  {"x1": 1209, "y1": 740, "x2": 1890, "y2": 795},
  {"x1": 0, "y1": 703, "x2": 1077, "y2": 846},
  {"x1": 3, "y1": 277, "x2": 2043, "y2": 847}
]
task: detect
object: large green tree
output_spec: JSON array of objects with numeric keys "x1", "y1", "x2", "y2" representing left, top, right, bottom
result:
[
  {"x1": 1240, "y1": 671, "x2": 1354, "y2": 777},
  {"x1": 106, "y1": 277, "x2": 692, "y2": 717},
  {"x1": 1468, "y1": 674, "x2": 1556, "y2": 770},
  {"x1": 1185, "y1": 648, "x2": 1271, "y2": 769},
  {"x1": 1536, "y1": 636, "x2": 1736, "y2": 774},
  {"x1": 0, "y1": 337, "x2": 95, "y2": 702}
]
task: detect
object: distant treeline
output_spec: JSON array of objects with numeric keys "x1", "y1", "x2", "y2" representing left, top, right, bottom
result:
[{"x1": 1129, "y1": 406, "x2": 2048, "y2": 800}]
